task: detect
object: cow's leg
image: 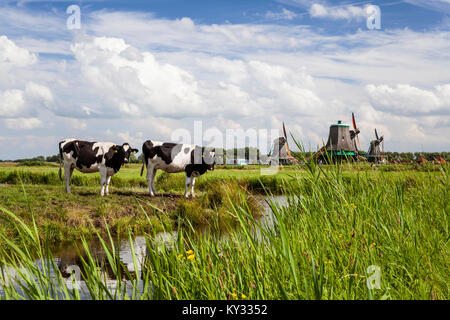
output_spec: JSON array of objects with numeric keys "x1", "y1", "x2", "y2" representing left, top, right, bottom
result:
[
  {"x1": 64, "y1": 163, "x2": 73, "y2": 193},
  {"x1": 151, "y1": 168, "x2": 158, "y2": 196},
  {"x1": 105, "y1": 175, "x2": 112, "y2": 196},
  {"x1": 99, "y1": 166, "x2": 107, "y2": 197},
  {"x1": 184, "y1": 175, "x2": 191, "y2": 198},
  {"x1": 190, "y1": 177, "x2": 196, "y2": 198},
  {"x1": 146, "y1": 164, "x2": 155, "y2": 196}
]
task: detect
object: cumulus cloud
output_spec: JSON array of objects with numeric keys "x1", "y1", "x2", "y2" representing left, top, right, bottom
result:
[
  {"x1": 0, "y1": 82, "x2": 54, "y2": 118},
  {"x1": 0, "y1": 8, "x2": 449, "y2": 157},
  {"x1": 0, "y1": 35, "x2": 37, "y2": 66},
  {"x1": 65, "y1": 35, "x2": 324, "y2": 120},
  {"x1": 70, "y1": 36, "x2": 204, "y2": 118},
  {"x1": 366, "y1": 84, "x2": 450, "y2": 115},
  {"x1": 0, "y1": 89, "x2": 27, "y2": 118}
]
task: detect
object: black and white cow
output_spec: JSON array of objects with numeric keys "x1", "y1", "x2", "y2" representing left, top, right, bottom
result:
[
  {"x1": 59, "y1": 139, "x2": 138, "y2": 196},
  {"x1": 140, "y1": 140, "x2": 216, "y2": 198}
]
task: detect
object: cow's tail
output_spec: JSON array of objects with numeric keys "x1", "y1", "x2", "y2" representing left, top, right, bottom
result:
[
  {"x1": 58, "y1": 141, "x2": 64, "y2": 181},
  {"x1": 140, "y1": 154, "x2": 147, "y2": 177},
  {"x1": 140, "y1": 142, "x2": 148, "y2": 177}
]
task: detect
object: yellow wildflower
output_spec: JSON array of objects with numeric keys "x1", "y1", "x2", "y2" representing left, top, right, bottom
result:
[
  {"x1": 177, "y1": 254, "x2": 183, "y2": 259},
  {"x1": 241, "y1": 294, "x2": 247, "y2": 299},
  {"x1": 187, "y1": 254, "x2": 195, "y2": 260},
  {"x1": 231, "y1": 293, "x2": 237, "y2": 298},
  {"x1": 186, "y1": 250, "x2": 194, "y2": 255}
]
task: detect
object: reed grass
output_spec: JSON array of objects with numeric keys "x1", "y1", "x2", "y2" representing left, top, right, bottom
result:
[{"x1": 0, "y1": 157, "x2": 448, "y2": 300}]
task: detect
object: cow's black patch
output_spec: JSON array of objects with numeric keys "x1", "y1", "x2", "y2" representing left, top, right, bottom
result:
[
  {"x1": 142, "y1": 140, "x2": 183, "y2": 165},
  {"x1": 185, "y1": 146, "x2": 215, "y2": 177},
  {"x1": 60, "y1": 140, "x2": 101, "y2": 170}
]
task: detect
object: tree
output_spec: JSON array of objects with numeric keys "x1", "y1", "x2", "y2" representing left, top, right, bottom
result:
[{"x1": 46, "y1": 154, "x2": 60, "y2": 162}]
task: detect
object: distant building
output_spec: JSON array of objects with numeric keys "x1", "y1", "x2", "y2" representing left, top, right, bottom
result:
[{"x1": 226, "y1": 158, "x2": 249, "y2": 165}]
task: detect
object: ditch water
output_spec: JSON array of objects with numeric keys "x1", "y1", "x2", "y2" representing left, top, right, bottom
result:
[{"x1": 0, "y1": 195, "x2": 290, "y2": 299}]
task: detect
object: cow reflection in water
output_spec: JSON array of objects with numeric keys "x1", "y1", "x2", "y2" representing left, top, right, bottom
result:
[{"x1": 57, "y1": 236, "x2": 149, "y2": 282}]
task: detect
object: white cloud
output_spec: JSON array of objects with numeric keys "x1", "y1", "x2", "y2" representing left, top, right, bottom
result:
[
  {"x1": 309, "y1": 3, "x2": 367, "y2": 21},
  {"x1": 25, "y1": 82, "x2": 54, "y2": 105},
  {"x1": 67, "y1": 118, "x2": 87, "y2": 130},
  {"x1": 70, "y1": 36, "x2": 204, "y2": 118},
  {"x1": 265, "y1": 8, "x2": 298, "y2": 20},
  {"x1": 0, "y1": 82, "x2": 54, "y2": 118},
  {"x1": 366, "y1": 84, "x2": 449, "y2": 115},
  {"x1": 4, "y1": 117, "x2": 44, "y2": 130},
  {"x1": 0, "y1": 89, "x2": 26, "y2": 117},
  {"x1": 0, "y1": 35, "x2": 37, "y2": 66},
  {"x1": 0, "y1": 9, "x2": 449, "y2": 156}
]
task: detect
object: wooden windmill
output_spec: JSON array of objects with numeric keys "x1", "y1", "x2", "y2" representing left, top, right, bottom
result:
[
  {"x1": 268, "y1": 122, "x2": 298, "y2": 165},
  {"x1": 312, "y1": 113, "x2": 361, "y2": 163}
]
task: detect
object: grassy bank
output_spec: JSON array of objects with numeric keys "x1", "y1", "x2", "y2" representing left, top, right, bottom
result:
[
  {"x1": 0, "y1": 180, "x2": 261, "y2": 247},
  {"x1": 0, "y1": 163, "x2": 292, "y2": 194},
  {"x1": 0, "y1": 162, "x2": 448, "y2": 299}
]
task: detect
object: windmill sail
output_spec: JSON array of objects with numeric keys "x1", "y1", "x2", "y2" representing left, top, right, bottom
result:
[
  {"x1": 352, "y1": 112, "x2": 361, "y2": 150},
  {"x1": 282, "y1": 122, "x2": 292, "y2": 157}
]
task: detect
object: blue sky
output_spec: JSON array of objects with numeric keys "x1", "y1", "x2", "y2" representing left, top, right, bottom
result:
[
  {"x1": 0, "y1": 0, "x2": 449, "y2": 158},
  {"x1": 10, "y1": 0, "x2": 448, "y2": 30}
]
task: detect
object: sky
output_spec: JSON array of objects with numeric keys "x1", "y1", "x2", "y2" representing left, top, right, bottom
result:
[{"x1": 0, "y1": 0, "x2": 449, "y2": 159}]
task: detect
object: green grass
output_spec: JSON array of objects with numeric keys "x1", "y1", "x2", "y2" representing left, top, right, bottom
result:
[{"x1": 0, "y1": 161, "x2": 448, "y2": 300}]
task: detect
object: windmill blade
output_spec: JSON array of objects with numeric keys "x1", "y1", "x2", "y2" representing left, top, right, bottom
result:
[
  {"x1": 352, "y1": 112, "x2": 361, "y2": 150},
  {"x1": 282, "y1": 122, "x2": 292, "y2": 157},
  {"x1": 375, "y1": 128, "x2": 379, "y2": 140},
  {"x1": 282, "y1": 122, "x2": 288, "y2": 140}
]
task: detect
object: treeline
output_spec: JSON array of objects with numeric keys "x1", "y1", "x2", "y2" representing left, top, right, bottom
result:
[
  {"x1": 0, "y1": 154, "x2": 141, "y2": 164},
  {"x1": 291, "y1": 151, "x2": 449, "y2": 162},
  {"x1": 1, "y1": 150, "x2": 448, "y2": 164},
  {"x1": 381, "y1": 152, "x2": 448, "y2": 162}
]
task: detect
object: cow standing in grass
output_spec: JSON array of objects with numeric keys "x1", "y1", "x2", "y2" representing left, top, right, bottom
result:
[
  {"x1": 140, "y1": 140, "x2": 215, "y2": 198},
  {"x1": 59, "y1": 139, "x2": 138, "y2": 196}
]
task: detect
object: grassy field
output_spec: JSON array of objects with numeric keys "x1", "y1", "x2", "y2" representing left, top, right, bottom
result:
[{"x1": 0, "y1": 161, "x2": 448, "y2": 299}]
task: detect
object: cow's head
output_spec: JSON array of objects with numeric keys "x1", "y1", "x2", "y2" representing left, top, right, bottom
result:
[
  {"x1": 202, "y1": 148, "x2": 216, "y2": 171},
  {"x1": 113, "y1": 143, "x2": 138, "y2": 164}
]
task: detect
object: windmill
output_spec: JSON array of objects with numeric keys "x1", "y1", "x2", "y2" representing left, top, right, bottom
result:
[
  {"x1": 367, "y1": 128, "x2": 384, "y2": 163},
  {"x1": 312, "y1": 113, "x2": 361, "y2": 163},
  {"x1": 268, "y1": 122, "x2": 298, "y2": 165}
]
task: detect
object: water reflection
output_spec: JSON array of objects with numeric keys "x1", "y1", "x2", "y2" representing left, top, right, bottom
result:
[{"x1": 1, "y1": 196, "x2": 289, "y2": 299}]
